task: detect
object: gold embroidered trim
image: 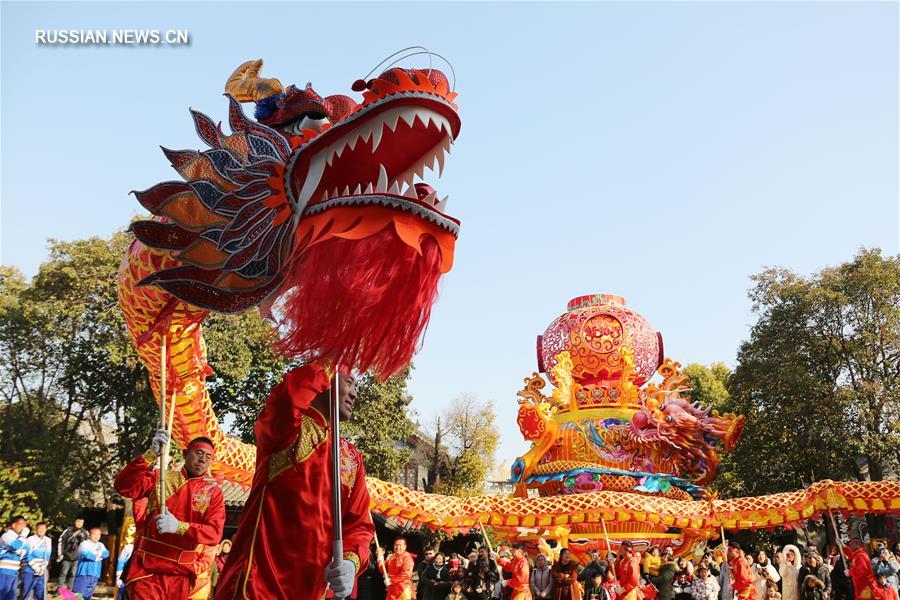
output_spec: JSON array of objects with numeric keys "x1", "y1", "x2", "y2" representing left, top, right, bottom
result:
[
  {"x1": 148, "y1": 469, "x2": 187, "y2": 514},
  {"x1": 175, "y1": 520, "x2": 190, "y2": 536},
  {"x1": 142, "y1": 449, "x2": 158, "y2": 463},
  {"x1": 345, "y1": 551, "x2": 361, "y2": 574},
  {"x1": 268, "y1": 411, "x2": 327, "y2": 481}
]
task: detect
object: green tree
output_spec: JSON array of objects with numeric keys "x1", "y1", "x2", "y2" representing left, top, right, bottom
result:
[
  {"x1": 0, "y1": 232, "x2": 289, "y2": 524},
  {"x1": 683, "y1": 362, "x2": 731, "y2": 411},
  {"x1": 435, "y1": 394, "x2": 500, "y2": 496},
  {"x1": 343, "y1": 368, "x2": 416, "y2": 481},
  {"x1": 722, "y1": 248, "x2": 899, "y2": 499},
  {"x1": 0, "y1": 457, "x2": 43, "y2": 525}
]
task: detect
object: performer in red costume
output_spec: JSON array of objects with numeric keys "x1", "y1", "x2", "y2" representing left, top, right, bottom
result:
[
  {"x1": 616, "y1": 542, "x2": 643, "y2": 600},
  {"x1": 378, "y1": 537, "x2": 415, "y2": 600},
  {"x1": 114, "y1": 434, "x2": 225, "y2": 599},
  {"x1": 848, "y1": 540, "x2": 883, "y2": 600},
  {"x1": 217, "y1": 365, "x2": 374, "y2": 600},
  {"x1": 727, "y1": 543, "x2": 756, "y2": 600},
  {"x1": 498, "y1": 542, "x2": 532, "y2": 600}
]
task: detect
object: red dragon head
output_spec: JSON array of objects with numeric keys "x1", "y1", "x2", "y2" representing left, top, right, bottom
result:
[
  {"x1": 630, "y1": 396, "x2": 745, "y2": 484},
  {"x1": 130, "y1": 57, "x2": 460, "y2": 377}
]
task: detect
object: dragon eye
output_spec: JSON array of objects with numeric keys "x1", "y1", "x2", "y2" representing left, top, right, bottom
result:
[
  {"x1": 666, "y1": 416, "x2": 674, "y2": 422},
  {"x1": 285, "y1": 113, "x2": 330, "y2": 135}
]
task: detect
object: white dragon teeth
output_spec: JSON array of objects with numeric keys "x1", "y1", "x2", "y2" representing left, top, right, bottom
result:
[
  {"x1": 375, "y1": 164, "x2": 389, "y2": 193},
  {"x1": 309, "y1": 107, "x2": 454, "y2": 208},
  {"x1": 372, "y1": 124, "x2": 384, "y2": 152},
  {"x1": 435, "y1": 195, "x2": 449, "y2": 212}
]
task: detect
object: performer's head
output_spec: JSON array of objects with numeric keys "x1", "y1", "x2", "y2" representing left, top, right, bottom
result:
[
  {"x1": 35, "y1": 522, "x2": 47, "y2": 537},
  {"x1": 313, "y1": 370, "x2": 358, "y2": 421},
  {"x1": 183, "y1": 436, "x2": 215, "y2": 477},
  {"x1": 620, "y1": 541, "x2": 634, "y2": 556},
  {"x1": 8, "y1": 515, "x2": 26, "y2": 533},
  {"x1": 727, "y1": 542, "x2": 742, "y2": 560},
  {"x1": 512, "y1": 542, "x2": 526, "y2": 558},
  {"x1": 393, "y1": 536, "x2": 407, "y2": 554},
  {"x1": 89, "y1": 527, "x2": 102, "y2": 542}
]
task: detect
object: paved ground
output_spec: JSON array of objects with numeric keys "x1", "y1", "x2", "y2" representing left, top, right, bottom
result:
[{"x1": 48, "y1": 582, "x2": 117, "y2": 599}]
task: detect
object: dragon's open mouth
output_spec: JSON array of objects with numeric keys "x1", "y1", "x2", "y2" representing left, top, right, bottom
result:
[{"x1": 286, "y1": 96, "x2": 460, "y2": 234}]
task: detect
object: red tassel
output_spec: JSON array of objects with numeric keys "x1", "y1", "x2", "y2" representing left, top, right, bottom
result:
[{"x1": 275, "y1": 227, "x2": 443, "y2": 378}]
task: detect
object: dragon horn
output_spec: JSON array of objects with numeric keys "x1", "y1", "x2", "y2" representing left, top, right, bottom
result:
[{"x1": 224, "y1": 59, "x2": 284, "y2": 103}]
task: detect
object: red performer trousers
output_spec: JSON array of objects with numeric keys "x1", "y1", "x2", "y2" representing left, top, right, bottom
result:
[{"x1": 126, "y1": 574, "x2": 192, "y2": 599}]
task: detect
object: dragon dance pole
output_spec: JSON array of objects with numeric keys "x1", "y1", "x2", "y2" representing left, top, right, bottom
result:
[
  {"x1": 331, "y1": 369, "x2": 344, "y2": 595},
  {"x1": 827, "y1": 509, "x2": 849, "y2": 573},
  {"x1": 159, "y1": 389, "x2": 177, "y2": 516},
  {"x1": 158, "y1": 336, "x2": 167, "y2": 515},
  {"x1": 477, "y1": 520, "x2": 494, "y2": 555},
  {"x1": 600, "y1": 517, "x2": 612, "y2": 554},
  {"x1": 372, "y1": 520, "x2": 390, "y2": 580}
]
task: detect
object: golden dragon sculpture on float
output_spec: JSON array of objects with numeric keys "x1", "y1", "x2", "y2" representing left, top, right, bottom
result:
[{"x1": 118, "y1": 60, "x2": 899, "y2": 553}]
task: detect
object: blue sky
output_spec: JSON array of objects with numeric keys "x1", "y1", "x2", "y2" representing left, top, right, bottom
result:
[{"x1": 2, "y1": 1, "x2": 898, "y2": 466}]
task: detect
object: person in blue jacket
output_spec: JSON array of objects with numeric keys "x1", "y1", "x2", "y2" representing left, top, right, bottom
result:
[
  {"x1": 72, "y1": 527, "x2": 109, "y2": 600},
  {"x1": 22, "y1": 521, "x2": 52, "y2": 600},
  {"x1": 0, "y1": 515, "x2": 29, "y2": 600}
]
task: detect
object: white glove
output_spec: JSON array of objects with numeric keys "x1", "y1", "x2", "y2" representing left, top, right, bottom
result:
[
  {"x1": 150, "y1": 429, "x2": 169, "y2": 455},
  {"x1": 324, "y1": 559, "x2": 357, "y2": 598},
  {"x1": 117, "y1": 578, "x2": 123, "y2": 588},
  {"x1": 385, "y1": 576, "x2": 392, "y2": 586},
  {"x1": 19, "y1": 527, "x2": 29, "y2": 539},
  {"x1": 15, "y1": 548, "x2": 26, "y2": 557},
  {"x1": 154, "y1": 512, "x2": 181, "y2": 535}
]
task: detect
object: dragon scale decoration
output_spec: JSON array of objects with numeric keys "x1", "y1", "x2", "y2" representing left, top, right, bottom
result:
[{"x1": 119, "y1": 58, "x2": 460, "y2": 485}]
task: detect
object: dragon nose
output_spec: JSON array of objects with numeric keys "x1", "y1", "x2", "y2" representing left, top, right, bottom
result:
[{"x1": 632, "y1": 412, "x2": 648, "y2": 428}]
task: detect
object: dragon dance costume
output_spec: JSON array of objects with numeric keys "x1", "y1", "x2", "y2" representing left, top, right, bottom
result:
[
  {"x1": 118, "y1": 51, "x2": 460, "y2": 599},
  {"x1": 114, "y1": 439, "x2": 225, "y2": 598},
  {"x1": 729, "y1": 551, "x2": 756, "y2": 600},
  {"x1": 216, "y1": 365, "x2": 374, "y2": 600},
  {"x1": 382, "y1": 550, "x2": 415, "y2": 600},
  {"x1": 499, "y1": 555, "x2": 532, "y2": 600}
]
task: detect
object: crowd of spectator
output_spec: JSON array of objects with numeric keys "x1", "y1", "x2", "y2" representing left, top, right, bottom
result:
[{"x1": 373, "y1": 539, "x2": 900, "y2": 600}]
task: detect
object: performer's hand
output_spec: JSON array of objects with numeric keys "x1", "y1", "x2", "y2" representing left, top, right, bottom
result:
[
  {"x1": 154, "y1": 512, "x2": 181, "y2": 535},
  {"x1": 117, "y1": 578, "x2": 123, "y2": 588},
  {"x1": 19, "y1": 527, "x2": 29, "y2": 539},
  {"x1": 150, "y1": 429, "x2": 169, "y2": 455},
  {"x1": 384, "y1": 576, "x2": 392, "y2": 586},
  {"x1": 377, "y1": 548, "x2": 385, "y2": 561},
  {"x1": 56, "y1": 556, "x2": 62, "y2": 563},
  {"x1": 324, "y1": 559, "x2": 357, "y2": 598}
]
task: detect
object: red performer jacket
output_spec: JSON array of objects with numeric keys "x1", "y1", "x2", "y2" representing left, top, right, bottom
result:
[
  {"x1": 729, "y1": 553, "x2": 754, "y2": 595},
  {"x1": 501, "y1": 555, "x2": 531, "y2": 594},
  {"x1": 849, "y1": 547, "x2": 882, "y2": 600},
  {"x1": 113, "y1": 452, "x2": 225, "y2": 582},
  {"x1": 383, "y1": 551, "x2": 415, "y2": 600},
  {"x1": 216, "y1": 364, "x2": 375, "y2": 600},
  {"x1": 616, "y1": 552, "x2": 642, "y2": 594}
]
